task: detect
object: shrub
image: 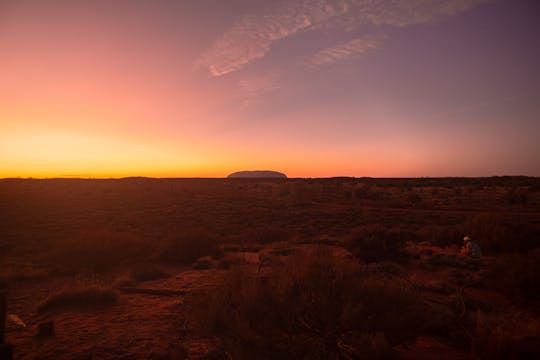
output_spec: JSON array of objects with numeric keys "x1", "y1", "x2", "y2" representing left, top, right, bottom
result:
[
  {"x1": 0, "y1": 266, "x2": 48, "y2": 284},
  {"x1": 38, "y1": 286, "x2": 118, "y2": 313},
  {"x1": 482, "y1": 249, "x2": 540, "y2": 304},
  {"x1": 191, "y1": 247, "x2": 435, "y2": 359},
  {"x1": 465, "y1": 214, "x2": 540, "y2": 254},
  {"x1": 130, "y1": 265, "x2": 169, "y2": 282},
  {"x1": 346, "y1": 225, "x2": 406, "y2": 263},
  {"x1": 193, "y1": 257, "x2": 214, "y2": 270},
  {"x1": 217, "y1": 260, "x2": 232, "y2": 270},
  {"x1": 415, "y1": 225, "x2": 465, "y2": 248},
  {"x1": 155, "y1": 229, "x2": 222, "y2": 264},
  {"x1": 471, "y1": 311, "x2": 540, "y2": 360},
  {"x1": 252, "y1": 227, "x2": 292, "y2": 244},
  {"x1": 112, "y1": 274, "x2": 137, "y2": 288},
  {"x1": 50, "y1": 230, "x2": 151, "y2": 272}
]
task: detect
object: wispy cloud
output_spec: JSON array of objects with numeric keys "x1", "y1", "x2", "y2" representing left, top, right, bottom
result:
[
  {"x1": 310, "y1": 34, "x2": 386, "y2": 66},
  {"x1": 197, "y1": 2, "x2": 344, "y2": 76},
  {"x1": 197, "y1": 0, "x2": 488, "y2": 76},
  {"x1": 237, "y1": 73, "x2": 281, "y2": 107}
]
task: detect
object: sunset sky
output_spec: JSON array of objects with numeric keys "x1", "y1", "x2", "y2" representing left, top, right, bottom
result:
[{"x1": 1, "y1": 0, "x2": 539, "y2": 178}]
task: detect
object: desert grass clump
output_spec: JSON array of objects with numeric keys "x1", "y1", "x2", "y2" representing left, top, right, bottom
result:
[
  {"x1": 346, "y1": 225, "x2": 406, "y2": 263},
  {"x1": 51, "y1": 230, "x2": 152, "y2": 272},
  {"x1": 38, "y1": 286, "x2": 119, "y2": 313},
  {"x1": 191, "y1": 247, "x2": 434, "y2": 359},
  {"x1": 252, "y1": 226, "x2": 292, "y2": 244},
  {"x1": 192, "y1": 256, "x2": 214, "y2": 270},
  {"x1": 482, "y1": 249, "x2": 540, "y2": 304},
  {"x1": 470, "y1": 311, "x2": 540, "y2": 360},
  {"x1": 112, "y1": 265, "x2": 169, "y2": 288},
  {"x1": 155, "y1": 229, "x2": 222, "y2": 264},
  {"x1": 415, "y1": 225, "x2": 466, "y2": 248},
  {"x1": 112, "y1": 274, "x2": 137, "y2": 288},
  {"x1": 0, "y1": 265, "x2": 49, "y2": 284},
  {"x1": 465, "y1": 214, "x2": 540, "y2": 254},
  {"x1": 130, "y1": 265, "x2": 169, "y2": 282}
]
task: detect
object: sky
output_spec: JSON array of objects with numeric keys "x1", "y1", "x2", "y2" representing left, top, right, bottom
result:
[{"x1": 1, "y1": 0, "x2": 539, "y2": 178}]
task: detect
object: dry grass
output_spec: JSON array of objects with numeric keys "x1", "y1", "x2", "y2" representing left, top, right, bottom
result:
[
  {"x1": 191, "y1": 247, "x2": 443, "y2": 359},
  {"x1": 465, "y1": 213, "x2": 540, "y2": 254},
  {"x1": 49, "y1": 230, "x2": 152, "y2": 272},
  {"x1": 346, "y1": 225, "x2": 407, "y2": 263},
  {"x1": 129, "y1": 265, "x2": 169, "y2": 282},
  {"x1": 251, "y1": 227, "x2": 292, "y2": 244},
  {"x1": 154, "y1": 229, "x2": 222, "y2": 264},
  {"x1": 112, "y1": 265, "x2": 169, "y2": 288},
  {"x1": 0, "y1": 265, "x2": 49, "y2": 284},
  {"x1": 38, "y1": 286, "x2": 119, "y2": 313},
  {"x1": 482, "y1": 249, "x2": 540, "y2": 304},
  {"x1": 112, "y1": 274, "x2": 137, "y2": 288},
  {"x1": 2, "y1": 178, "x2": 540, "y2": 358},
  {"x1": 471, "y1": 311, "x2": 540, "y2": 360}
]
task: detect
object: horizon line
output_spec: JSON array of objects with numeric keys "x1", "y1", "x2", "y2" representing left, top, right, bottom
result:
[{"x1": 1, "y1": 175, "x2": 537, "y2": 180}]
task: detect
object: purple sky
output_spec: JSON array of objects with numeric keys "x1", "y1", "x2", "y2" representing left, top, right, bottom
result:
[{"x1": 1, "y1": 0, "x2": 539, "y2": 177}]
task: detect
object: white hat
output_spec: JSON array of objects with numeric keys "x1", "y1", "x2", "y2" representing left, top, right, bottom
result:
[{"x1": 463, "y1": 236, "x2": 471, "y2": 242}]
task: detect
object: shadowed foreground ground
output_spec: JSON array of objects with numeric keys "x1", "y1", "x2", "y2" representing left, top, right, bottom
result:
[{"x1": 1, "y1": 177, "x2": 540, "y2": 359}]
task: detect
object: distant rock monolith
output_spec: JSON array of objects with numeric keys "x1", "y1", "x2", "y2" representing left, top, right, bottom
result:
[{"x1": 227, "y1": 170, "x2": 287, "y2": 179}]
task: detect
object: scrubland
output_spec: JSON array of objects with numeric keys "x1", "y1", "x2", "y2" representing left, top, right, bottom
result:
[{"x1": 1, "y1": 177, "x2": 540, "y2": 359}]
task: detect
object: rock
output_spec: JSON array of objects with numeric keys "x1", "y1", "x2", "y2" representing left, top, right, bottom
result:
[{"x1": 227, "y1": 170, "x2": 287, "y2": 178}]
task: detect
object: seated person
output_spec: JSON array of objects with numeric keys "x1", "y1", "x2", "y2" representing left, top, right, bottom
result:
[{"x1": 461, "y1": 236, "x2": 482, "y2": 258}]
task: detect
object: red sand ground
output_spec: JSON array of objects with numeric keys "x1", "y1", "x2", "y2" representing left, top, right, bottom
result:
[
  {"x1": 2, "y1": 178, "x2": 540, "y2": 358},
  {"x1": 5, "y1": 242, "x2": 537, "y2": 359}
]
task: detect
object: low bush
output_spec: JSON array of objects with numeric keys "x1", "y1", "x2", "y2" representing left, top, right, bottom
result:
[
  {"x1": 112, "y1": 274, "x2": 137, "y2": 288},
  {"x1": 482, "y1": 249, "x2": 540, "y2": 304},
  {"x1": 471, "y1": 311, "x2": 540, "y2": 360},
  {"x1": 465, "y1": 214, "x2": 540, "y2": 254},
  {"x1": 415, "y1": 225, "x2": 465, "y2": 248},
  {"x1": 38, "y1": 286, "x2": 118, "y2": 313},
  {"x1": 192, "y1": 257, "x2": 214, "y2": 270},
  {"x1": 191, "y1": 247, "x2": 440, "y2": 359},
  {"x1": 252, "y1": 227, "x2": 292, "y2": 244},
  {"x1": 130, "y1": 265, "x2": 169, "y2": 282},
  {"x1": 155, "y1": 229, "x2": 222, "y2": 264},
  {"x1": 0, "y1": 266, "x2": 49, "y2": 284},
  {"x1": 346, "y1": 225, "x2": 406, "y2": 263},
  {"x1": 50, "y1": 230, "x2": 151, "y2": 272}
]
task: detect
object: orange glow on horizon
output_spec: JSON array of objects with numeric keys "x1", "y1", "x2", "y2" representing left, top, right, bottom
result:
[{"x1": 0, "y1": 126, "x2": 409, "y2": 178}]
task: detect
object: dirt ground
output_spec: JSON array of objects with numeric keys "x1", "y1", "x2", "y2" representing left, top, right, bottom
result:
[{"x1": 1, "y1": 177, "x2": 540, "y2": 359}]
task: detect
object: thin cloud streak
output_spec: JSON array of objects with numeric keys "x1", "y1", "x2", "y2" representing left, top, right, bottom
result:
[
  {"x1": 198, "y1": 0, "x2": 488, "y2": 76},
  {"x1": 309, "y1": 34, "x2": 386, "y2": 66},
  {"x1": 197, "y1": 3, "x2": 340, "y2": 76}
]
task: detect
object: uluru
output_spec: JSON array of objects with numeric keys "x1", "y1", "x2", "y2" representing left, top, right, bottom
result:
[{"x1": 227, "y1": 170, "x2": 287, "y2": 178}]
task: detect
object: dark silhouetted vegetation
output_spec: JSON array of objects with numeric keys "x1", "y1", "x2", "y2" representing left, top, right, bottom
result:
[
  {"x1": 191, "y1": 247, "x2": 453, "y2": 359},
  {"x1": 38, "y1": 286, "x2": 119, "y2": 313},
  {"x1": 1, "y1": 177, "x2": 540, "y2": 359}
]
